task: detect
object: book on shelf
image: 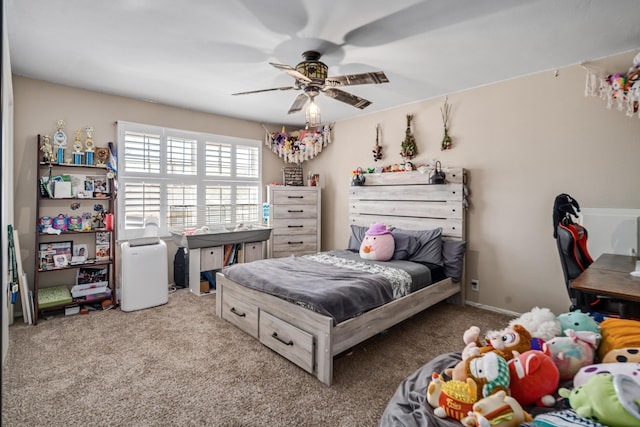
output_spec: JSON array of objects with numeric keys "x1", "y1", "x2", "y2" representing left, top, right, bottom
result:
[{"x1": 38, "y1": 285, "x2": 72, "y2": 309}]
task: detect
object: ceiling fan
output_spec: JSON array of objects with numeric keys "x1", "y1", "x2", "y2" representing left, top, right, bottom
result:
[{"x1": 232, "y1": 50, "x2": 389, "y2": 125}]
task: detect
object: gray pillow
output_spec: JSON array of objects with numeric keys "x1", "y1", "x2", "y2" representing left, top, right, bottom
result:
[
  {"x1": 392, "y1": 228, "x2": 443, "y2": 265},
  {"x1": 442, "y1": 240, "x2": 467, "y2": 283},
  {"x1": 391, "y1": 233, "x2": 421, "y2": 260},
  {"x1": 347, "y1": 224, "x2": 368, "y2": 250}
]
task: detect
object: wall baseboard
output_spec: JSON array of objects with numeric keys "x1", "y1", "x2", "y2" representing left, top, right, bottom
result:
[{"x1": 464, "y1": 300, "x2": 520, "y2": 318}]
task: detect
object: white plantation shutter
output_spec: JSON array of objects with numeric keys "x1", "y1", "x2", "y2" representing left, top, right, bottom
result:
[{"x1": 117, "y1": 122, "x2": 262, "y2": 239}]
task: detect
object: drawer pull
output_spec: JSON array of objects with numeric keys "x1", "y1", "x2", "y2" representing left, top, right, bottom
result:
[
  {"x1": 272, "y1": 332, "x2": 293, "y2": 346},
  {"x1": 287, "y1": 196, "x2": 304, "y2": 199},
  {"x1": 288, "y1": 225, "x2": 304, "y2": 228},
  {"x1": 288, "y1": 209, "x2": 304, "y2": 213},
  {"x1": 230, "y1": 307, "x2": 246, "y2": 317},
  {"x1": 287, "y1": 241, "x2": 304, "y2": 245}
]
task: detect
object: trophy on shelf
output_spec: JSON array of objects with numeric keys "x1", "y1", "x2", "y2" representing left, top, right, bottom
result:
[
  {"x1": 52, "y1": 120, "x2": 67, "y2": 164},
  {"x1": 84, "y1": 126, "x2": 94, "y2": 166},
  {"x1": 40, "y1": 134, "x2": 53, "y2": 164},
  {"x1": 95, "y1": 147, "x2": 109, "y2": 167},
  {"x1": 73, "y1": 129, "x2": 84, "y2": 165}
]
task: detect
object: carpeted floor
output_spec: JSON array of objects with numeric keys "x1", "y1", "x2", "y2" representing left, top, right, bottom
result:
[{"x1": 2, "y1": 289, "x2": 514, "y2": 426}]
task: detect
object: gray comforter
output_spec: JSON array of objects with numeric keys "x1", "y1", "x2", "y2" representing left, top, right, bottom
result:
[{"x1": 221, "y1": 250, "x2": 430, "y2": 324}]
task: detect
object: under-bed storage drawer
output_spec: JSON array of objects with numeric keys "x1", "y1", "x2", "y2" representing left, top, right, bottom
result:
[
  {"x1": 220, "y1": 292, "x2": 259, "y2": 338},
  {"x1": 259, "y1": 311, "x2": 314, "y2": 374}
]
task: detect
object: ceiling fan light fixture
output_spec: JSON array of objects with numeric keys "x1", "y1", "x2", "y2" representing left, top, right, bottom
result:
[{"x1": 306, "y1": 96, "x2": 321, "y2": 128}]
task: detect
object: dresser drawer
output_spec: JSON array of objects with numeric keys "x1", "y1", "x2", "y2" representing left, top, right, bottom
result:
[
  {"x1": 272, "y1": 204, "x2": 317, "y2": 220},
  {"x1": 220, "y1": 292, "x2": 259, "y2": 338},
  {"x1": 270, "y1": 218, "x2": 318, "y2": 235},
  {"x1": 272, "y1": 249, "x2": 318, "y2": 258},
  {"x1": 271, "y1": 189, "x2": 318, "y2": 205},
  {"x1": 259, "y1": 310, "x2": 314, "y2": 373}
]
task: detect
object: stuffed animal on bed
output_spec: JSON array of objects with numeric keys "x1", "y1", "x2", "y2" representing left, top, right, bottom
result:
[
  {"x1": 460, "y1": 390, "x2": 533, "y2": 427},
  {"x1": 359, "y1": 223, "x2": 394, "y2": 261},
  {"x1": 461, "y1": 324, "x2": 532, "y2": 362}
]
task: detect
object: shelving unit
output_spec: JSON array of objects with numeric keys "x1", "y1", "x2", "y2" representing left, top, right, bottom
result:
[{"x1": 34, "y1": 134, "x2": 116, "y2": 324}]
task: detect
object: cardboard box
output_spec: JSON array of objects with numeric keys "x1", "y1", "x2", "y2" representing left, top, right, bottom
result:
[{"x1": 200, "y1": 280, "x2": 210, "y2": 294}]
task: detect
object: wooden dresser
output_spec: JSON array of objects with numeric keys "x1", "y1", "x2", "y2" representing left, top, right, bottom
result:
[{"x1": 267, "y1": 185, "x2": 321, "y2": 258}]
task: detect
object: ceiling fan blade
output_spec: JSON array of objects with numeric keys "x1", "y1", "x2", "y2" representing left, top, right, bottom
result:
[
  {"x1": 270, "y1": 63, "x2": 312, "y2": 84},
  {"x1": 288, "y1": 93, "x2": 308, "y2": 114},
  {"x1": 232, "y1": 86, "x2": 297, "y2": 96},
  {"x1": 326, "y1": 71, "x2": 389, "y2": 87},
  {"x1": 324, "y1": 88, "x2": 371, "y2": 109}
]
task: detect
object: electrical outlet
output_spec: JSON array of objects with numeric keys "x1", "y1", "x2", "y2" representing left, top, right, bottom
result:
[{"x1": 471, "y1": 279, "x2": 479, "y2": 291}]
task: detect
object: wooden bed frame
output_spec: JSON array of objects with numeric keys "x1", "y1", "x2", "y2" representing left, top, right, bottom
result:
[{"x1": 215, "y1": 168, "x2": 467, "y2": 386}]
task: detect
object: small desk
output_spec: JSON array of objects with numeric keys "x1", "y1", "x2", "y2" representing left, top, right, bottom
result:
[{"x1": 571, "y1": 253, "x2": 640, "y2": 303}]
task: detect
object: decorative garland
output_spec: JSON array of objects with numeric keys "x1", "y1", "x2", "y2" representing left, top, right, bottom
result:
[
  {"x1": 263, "y1": 124, "x2": 334, "y2": 164},
  {"x1": 583, "y1": 52, "x2": 640, "y2": 119}
]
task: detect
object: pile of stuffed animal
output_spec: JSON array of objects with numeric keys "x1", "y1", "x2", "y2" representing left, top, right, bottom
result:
[{"x1": 426, "y1": 307, "x2": 640, "y2": 427}]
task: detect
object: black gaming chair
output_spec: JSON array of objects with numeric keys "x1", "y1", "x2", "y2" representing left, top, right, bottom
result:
[
  {"x1": 553, "y1": 193, "x2": 638, "y2": 317},
  {"x1": 553, "y1": 194, "x2": 597, "y2": 312}
]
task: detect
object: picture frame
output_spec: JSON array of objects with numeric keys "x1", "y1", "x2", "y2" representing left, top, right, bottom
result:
[
  {"x1": 72, "y1": 243, "x2": 88, "y2": 264},
  {"x1": 39, "y1": 241, "x2": 73, "y2": 270}
]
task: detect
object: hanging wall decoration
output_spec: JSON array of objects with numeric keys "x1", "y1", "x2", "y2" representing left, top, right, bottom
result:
[
  {"x1": 440, "y1": 97, "x2": 453, "y2": 150},
  {"x1": 583, "y1": 51, "x2": 640, "y2": 119},
  {"x1": 263, "y1": 123, "x2": 334, "y2": 164},
  {"x1": 400, "y1": 114, "x2": 417, "y2": 161},
  {"x1": 373, "y1": 124, "x2": 383, "y2": 162}
]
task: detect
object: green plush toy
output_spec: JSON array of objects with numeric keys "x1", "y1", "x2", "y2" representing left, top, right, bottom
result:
[{"x1": 558, "y1": 373, "x2": 640, "y2": 427}]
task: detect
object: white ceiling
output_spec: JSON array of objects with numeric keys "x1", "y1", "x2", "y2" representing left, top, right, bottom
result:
[{"x1": 6, "y1": 0, "x2": 640, "y2": 127}]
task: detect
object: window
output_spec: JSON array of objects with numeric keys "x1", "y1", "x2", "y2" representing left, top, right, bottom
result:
[{"x1": 116, "y1": 121, "x2": 262, "y2": 240}]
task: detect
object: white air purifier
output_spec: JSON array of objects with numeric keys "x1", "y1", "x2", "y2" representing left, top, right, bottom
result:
[{"x1": 120, "y1": 217, "x2": 169, "y2": 312}]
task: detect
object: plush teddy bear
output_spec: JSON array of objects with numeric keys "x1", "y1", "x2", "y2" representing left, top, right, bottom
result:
[
  {"x1": 461, "y1": 324, "x2": 532, "y2": 362},
  {"x1": 508, "y1": 306, "x2": 562, "y2": 342},
  {"x1": 460, "y1": 390, "x2": 533, "y2": 427},
  {"x1": 559, "y1": 373, "x2": 640, "y2": 427},
  {"x1": 359, "y1": 223, "x2": 394, "y2": 261}
]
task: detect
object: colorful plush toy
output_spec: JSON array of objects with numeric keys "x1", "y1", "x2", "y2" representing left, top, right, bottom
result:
[
  {"x1": 574, "y1": 362, "x2": 640, "y2": 388},
  {"x1": 508, "y1": 306, "x2": 561, "y2": 342},
  {"x1": 460, "y1": 390, "x2": 533, "y2": 427},
  {"x1": 427, "y1": 372, "x2": 478, "y2": 422},
  {"x1": 508, "y1": 349, "x2": 559, "y2": 407},
  {"x1": 465, "y1": 351, "x2": 511, "y2": 401},
  {"x1": 604, "y1": 348, "x2": 640, "y2": 363},
  {"x1": 545, "y1": 329, "x2": 598, "y2": 380},
  {"x1": 557, "y1": 311, "x2": 601, "y2": 339},
  {"x1": 359, "y1": 223, "x2": 394, "y2": 261},
  {"x1": 461, "y1": 324, "x2": 532, "y2": 361},
  {"x1": 429, "y1": 352, "x2": 510, "y2": 422},
  {"x1": 559, "y1": 373, "x2": 640, "y2": 427}
]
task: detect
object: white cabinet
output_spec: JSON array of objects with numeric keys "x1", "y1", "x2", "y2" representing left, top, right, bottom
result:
[{"x1": 267, "y1": 186, "x2": 321, "y2": 258}]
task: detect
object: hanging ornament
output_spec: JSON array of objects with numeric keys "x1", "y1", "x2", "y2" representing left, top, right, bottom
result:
[
  {"x1": 400, "y1": 114, "x2": 417, "y2": 161},
  {"x1": 372, "y1": 124, "x2": 383, "y2": 162},
  {"x1": 441, "y1": 97, "x2": 452, "y2": 150}
]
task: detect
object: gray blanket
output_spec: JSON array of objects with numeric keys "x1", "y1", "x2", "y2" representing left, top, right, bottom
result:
[{"x1": 221, "y1": 250, "x2": 418, "y2": 324}]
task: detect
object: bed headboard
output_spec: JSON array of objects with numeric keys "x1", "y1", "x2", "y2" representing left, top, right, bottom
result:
[{"x1": 348, "y1": 168, "x2": 467, "y2": 240}]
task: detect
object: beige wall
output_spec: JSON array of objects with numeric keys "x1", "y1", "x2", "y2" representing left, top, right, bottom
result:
[
  {"x1": 308, "y1": 51, "x2": 640, "y2": 315},
  {"x1": 13, "y1": 49, "x2": 640, "y2": 317},
  {"x1": 12, "y1": 76, "x2": 285, "y2": 292}
]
